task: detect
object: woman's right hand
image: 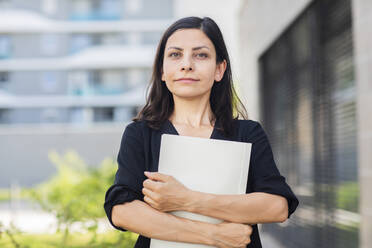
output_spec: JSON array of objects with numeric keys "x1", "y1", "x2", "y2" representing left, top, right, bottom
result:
[{"x1": 212, "y1": 221, "x2": 253, "y2": 248}]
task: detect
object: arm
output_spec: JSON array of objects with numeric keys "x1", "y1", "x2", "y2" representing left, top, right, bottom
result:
[
  {"x1": 142, "y1": 172, "x2": 289, "y2": 225},
  {"x1": 140, "y1": 121, "x2": 298, "y2": 227},
  {"x1": 111, "y1": 199, "x2": 217, "y2": 246},
  {"x1": 184, "y1": 191, "x2": 288, "y2": 224},
  {"x1": 112, "y1": 199, "x2": 254, "y2": 247}
]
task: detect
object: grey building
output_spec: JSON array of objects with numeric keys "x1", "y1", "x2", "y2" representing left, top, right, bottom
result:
[
  {"x1": 0, "y1": 0, "x2": 174, "y2": 124},
  {"x1": 239, "y1": 0, "x2": 371, "y2": 248},
  {"x1": 0, "y1": 0, "x2": 174, "y2": 188}
]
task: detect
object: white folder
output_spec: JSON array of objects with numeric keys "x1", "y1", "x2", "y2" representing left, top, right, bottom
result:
[{"x1": 150, "y1": 134, "x2": 252, "y2": 248}]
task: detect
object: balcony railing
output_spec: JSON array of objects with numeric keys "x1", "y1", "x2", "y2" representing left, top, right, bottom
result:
[{"x1": 69, "y1": 11, "x2": 121, "y2": 21}]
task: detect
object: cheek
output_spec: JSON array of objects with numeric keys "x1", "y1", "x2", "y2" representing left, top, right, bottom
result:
[
  {"x1": 200, "y1": 64, "x2": 217, "y2": 83},
  {"x1": 162, "y1": 62, "x2": 177, "y2": 79}
]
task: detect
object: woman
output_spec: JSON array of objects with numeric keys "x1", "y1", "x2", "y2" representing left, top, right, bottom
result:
[{"x1": 104, "y1": 16, "x2": 298, "y2": 248}]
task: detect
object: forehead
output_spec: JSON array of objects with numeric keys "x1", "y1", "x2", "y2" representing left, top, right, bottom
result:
[{"x1": 165, "y1": 28, "x2": 214, "y2": 50}]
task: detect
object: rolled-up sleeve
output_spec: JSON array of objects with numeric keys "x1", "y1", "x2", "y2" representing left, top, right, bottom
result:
[
  {"x1": 104, "y1": 122, "x2": 146, "y2": 231},
  {"x1": 247, "y1": 121, "x2": 299, "y2": 218}
]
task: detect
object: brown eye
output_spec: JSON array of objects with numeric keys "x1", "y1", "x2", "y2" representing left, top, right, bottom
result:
[
  {"x1": 169, "y1": 52, "x2": 180, "y2": 58},
  {"x1": 196, "y1": 53, "x2": 208, "y2": 58}
]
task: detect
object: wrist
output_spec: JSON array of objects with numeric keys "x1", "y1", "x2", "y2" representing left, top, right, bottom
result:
[
  {"x1": 195, "y1": 220, "x2": 220, "y2": 246},
  {"x1": 177, "y1": 214, "x2": 219, "y2": 246},
  {"x1": 209, "y1": 222, "x2": 221, "y2": 246},
  {"x1": 183, "y1": 190, "x2": 200, "y2": 212}
]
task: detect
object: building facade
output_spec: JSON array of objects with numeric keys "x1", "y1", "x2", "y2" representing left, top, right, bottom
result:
[
  {"x1": 0, "y1": 0, "x2": 173, "y2": 125},
  {"x1": 239, "y1": 0, "x2": 372, "y2": 248},
  {"x1": 0, "y1": 0, "x2": 174, "y2": 188}
]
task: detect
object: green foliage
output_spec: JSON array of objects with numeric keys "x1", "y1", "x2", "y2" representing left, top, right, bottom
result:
[
  {"x1": 0, "y1": 189, "x2": 10, "y2": 202},
  {"x1": 0, "y1": 230, "x2": 138, "y2": 248},
  {"x1": 0, "y1": 221, "x2": 24, "y2": 248},
  {"x1": 2, "y1": 149, "x2": 138, "y2": 247},
  {"x1": 0, "y1": 188, "x2": 29, "y2": 202},
  {"x1": 336, "y1": 182, "x2": 359, "y2": 212},
  {"x1": 27, "y1": 150, "x2": 117, "y2": 223}
]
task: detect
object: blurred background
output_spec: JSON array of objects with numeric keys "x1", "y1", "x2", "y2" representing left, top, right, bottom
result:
[{"x1": 0, "y1": 0, "x2": 370, "y2": 247}]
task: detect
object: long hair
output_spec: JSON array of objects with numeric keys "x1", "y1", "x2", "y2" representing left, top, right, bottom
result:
[{"x1": 133, "y1": 16, "x2": 248, "y2": 137}]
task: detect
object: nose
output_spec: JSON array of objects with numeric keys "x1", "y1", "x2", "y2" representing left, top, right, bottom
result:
[
  {"x1": 180, "y1": 54, "x2": 193, "y2": 71},
  {"x1": 181, "y1": 66, "x2": 192, "y2": 71}
]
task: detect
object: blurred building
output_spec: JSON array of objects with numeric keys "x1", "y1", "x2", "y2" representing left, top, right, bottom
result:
[
  {"x1": 0, "y1": 0, "x2": 174, "y2": 187},
  {"x1": 239, "y1": 0, "x2": 371, "y2": 248},
  {"x1": 0, "y1": 0, "x2": 173, "y2": 125}
]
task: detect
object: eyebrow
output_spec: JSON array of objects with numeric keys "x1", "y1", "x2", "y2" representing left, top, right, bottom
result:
[{"x1": 167, "y1": 46, "x2": 210, "y2": 51}]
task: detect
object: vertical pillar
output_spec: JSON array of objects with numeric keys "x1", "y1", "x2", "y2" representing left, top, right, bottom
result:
[{"x1": 351, "y1": 1, "x2": 372, "y2": 248}]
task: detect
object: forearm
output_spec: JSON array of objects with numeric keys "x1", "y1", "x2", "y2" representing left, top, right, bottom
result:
[
  {"x1": 112, "y1": 199, "x2": 216, "y2": 246},
  {"x1": 185, "y1": 191, "x2": 288, "y2": 224}
]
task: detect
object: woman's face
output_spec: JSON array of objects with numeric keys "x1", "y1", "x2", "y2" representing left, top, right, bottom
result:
[{"x1": 161, "y1": 28, "x2": 226, "y2": 99}]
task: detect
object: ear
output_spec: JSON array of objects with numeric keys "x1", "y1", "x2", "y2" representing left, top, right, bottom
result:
[{"x1": 214, "y1": 59, "x2": 227, "y2": 82}]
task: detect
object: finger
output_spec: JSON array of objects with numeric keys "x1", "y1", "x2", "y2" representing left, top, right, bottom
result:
[
  {"x1": 143, "y1": 179, "x2": 161, "y2": 191},
  {"x1": 142, "y1": 187, "x2": 160, "y2": 201},
  {"x1": 144, "y1": 171, "x2": 171, "y2": 182},
  {"x1": 144, "y1": 196, "x2": 158, "y2": 207}
]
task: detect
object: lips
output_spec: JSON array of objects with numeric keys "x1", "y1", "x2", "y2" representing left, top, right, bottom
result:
[{"x1": 175, "y1": 78, "x2": 200, "y2": 83}]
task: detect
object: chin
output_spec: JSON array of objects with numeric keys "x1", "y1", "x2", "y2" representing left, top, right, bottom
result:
[{"x1": 173, "y1": 91, "x2": 208, "y2": 99}]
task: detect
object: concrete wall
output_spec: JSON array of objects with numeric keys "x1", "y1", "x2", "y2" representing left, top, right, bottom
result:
[
  {"x1": 12, "y1": 0, "x2": 43, "y2": 14},
  {"x1": 352, "y1": 1, "x2": 372, "y2": 247},
  {"x1": 123, "y1": 0, "x2": 174, "y2": 19},
  {"x1": 12, "y1": 34, "x2": 68, "y2": 58},
  {"x1": 0, "y1": 123, "x2": 126, "y2": 187},
  {"x1": 9, "y1": 71, "x2": 67, "y2": 95},
  {"x1": 238, "y1": 0, "x2": 312, "y2": 120}
]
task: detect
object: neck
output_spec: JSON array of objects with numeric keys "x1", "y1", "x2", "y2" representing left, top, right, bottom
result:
[{"x1": 169, "y1": 93, "x2": 215, "y2": 128}]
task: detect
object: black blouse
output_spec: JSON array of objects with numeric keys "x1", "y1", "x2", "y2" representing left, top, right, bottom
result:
[{"x1": 104, "y1": 118, "x2": 299, "y2": 248}]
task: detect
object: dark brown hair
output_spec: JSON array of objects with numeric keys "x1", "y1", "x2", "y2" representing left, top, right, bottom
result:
[{"x1": 133, "y1": 16, "x2": 248, "y2": 137}]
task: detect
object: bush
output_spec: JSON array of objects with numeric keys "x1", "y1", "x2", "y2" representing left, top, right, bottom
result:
[
  {"x1": 336, "y1": 182, "x2": 359, "y2": 212},
  {"x1": 29, "y1": 150, "x2": 115, "y2": 222},
  {"x1": 0, "y1": 150, "x2": 137, "y2": 247},
  {"x1": 0, "y1": 229, "x2": 138, "y2": 248}
]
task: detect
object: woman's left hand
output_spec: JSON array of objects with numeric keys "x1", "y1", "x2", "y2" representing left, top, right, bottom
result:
[{"x1": 142, "y1": 171, "x2": 191, "y2": 212}]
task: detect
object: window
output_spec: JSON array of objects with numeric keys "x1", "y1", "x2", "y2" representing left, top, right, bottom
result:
[
  {"x1": 70, "y1": 0, "x2": 121, "y2": 20},
  {"x1": 70, "y1": 0, "x2": 92, "y2": 20},
  {"x1": 70, "y1": 107, "x2": 93, "y2": 123},
  {"x1": 0, "y1": 109, "x2": 10, "y2": 124},
  {"x1": 0, "y1": 71, "x2": 9, "y2": 91},
  {"x1": 93, "y1": 107, "x2": 114, "y2": 122},
  {"x1": 67, "y1": 71, "x2": 89, "y2": 95},
  {"x1": 70, "y1": 34, "x2": 92, "y2": 53},
  {"x1": 40, "y1": 72, "x2": 58, "y2": 93},
  {"x1": 40, "y1": 34, "x2": 59, "y2": 56},
  {"x1": 99, "y1": 69, "x2": 124, "y2": 94},
  {"x1": 0, "y1": 35, "x2": 11, "y2": 59},
  {"x1": 143, "y1": 31, "x2": 162, "y2": 45},
  {"x1": 100, "y1": 0, "x2": 121, "y2": 20},
  {"x1": 259, "y1": 0, "x2": 356, "y2": 247},
  {"x1": 91, "y1": 34, "x2": 102, "y2": 46},
  {"x1": 127, "y1": 32, "x2": 142, "y2": 46},
  {"x1": 113, "y1": 107, "x2": 133, "y2": 122},
  {"x1": 41, "y1": 108, "x2": 59, "y2": 123},
  {"x1": 42, "y1": 0, "x2": 57, "y2": 15},
  {"x1": 101, "y1": 33, "x2": 122, "y2": 45},
  {"x1": 129, "y1": 68, "x2": 142, "y2": 86},
  {"x1": 125, "y1": 0, "x2": 143, "y2": 14},
  {"x1": 0, "y1": 71, "x2": 9, "y2": 83}
]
